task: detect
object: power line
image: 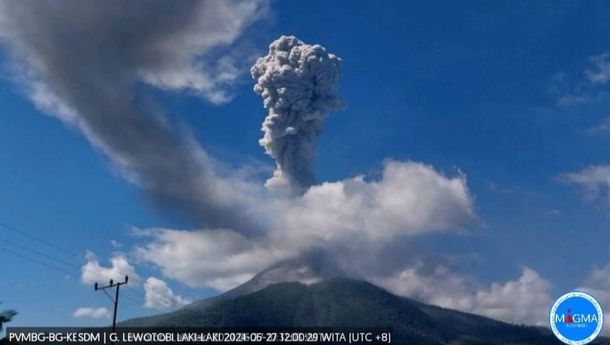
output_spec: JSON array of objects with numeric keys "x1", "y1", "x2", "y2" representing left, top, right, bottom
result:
[
  {"x1": 1, "y1": 237, "x2": 147, "y2": 302},
  {"x1": 0, "y1": 221, "x2": 134, "y2": 280},
  {"x1": 1, "y1": 236, "x2": 107, "y2": 282},
  {"x1": 0, "y1": 221, "x2": 79, "y2": 257},
  {"x1": 0, "y1": 221, "x2": 173, "y2": 307},
  {"x1": 0, "y1": 245, "x2": 76, "y2": 277},
  {"x1": 1, "y1": 246, "x2": 144, "y2": 309},
  {"x1": 0, "y1": 237, "x2": 75, "y2": 269}
]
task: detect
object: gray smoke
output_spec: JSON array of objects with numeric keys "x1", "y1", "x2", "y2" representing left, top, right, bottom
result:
[
  {"x1": 0, "y1": 0, "x2": 267, "y2": 231},
  {"x1": 251, "y1": 36, "x2": 343, "y2": 194}
]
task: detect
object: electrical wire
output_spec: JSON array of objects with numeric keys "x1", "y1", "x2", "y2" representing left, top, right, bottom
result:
[
  {"x1": 0, "y1": 221, "x2": 176, "y2": 307},
  {"x1": 0, "y1": 222, "x2": 79, "y2": 257}
]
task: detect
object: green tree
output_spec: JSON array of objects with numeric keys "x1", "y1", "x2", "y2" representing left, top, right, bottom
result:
[{"x1": 0, "y1": 302, "x2": 17, "y2": 331}]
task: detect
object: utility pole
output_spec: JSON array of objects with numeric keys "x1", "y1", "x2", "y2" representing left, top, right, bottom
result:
[{"x1": 94, "y1": 276, "x2": 128, "y2": 332}]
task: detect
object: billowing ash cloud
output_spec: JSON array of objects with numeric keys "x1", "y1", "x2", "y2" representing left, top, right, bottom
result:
[
  {"x1": 135, "y1": 161, "x2": 476, "y2": 290},
  {"x1": 251, "y1": 35, "x2": 343, "y2": 193},
  {"x1": 0, "y1": 0, "x2": 267, "y2": 230}
]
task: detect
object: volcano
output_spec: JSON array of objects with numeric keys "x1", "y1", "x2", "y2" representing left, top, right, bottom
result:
[{"x1": 121, "y1": 259, "x2": 609, "y2": 345}]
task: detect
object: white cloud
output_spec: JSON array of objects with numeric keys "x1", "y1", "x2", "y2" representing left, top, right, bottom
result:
[
  {"x1": 472, "y1": 268, "x2": 551, "y2": 325},
  {"x1": 370, "y1": 258, "x2": 475, "y2": 312},
  {"x1": 81, "y1": 252, "x2": 140, "y2": 287},
  {"x1": 134, "y1": 229, "x2": 280, "y2": 291},
  {"x1": 73, "y1": 307, "x2": 110, "y2": 319},
  {"x1": 134, "y1": 161, "x2": 475, "y2": 291},
  {"x1": 375, "y1": 265, "x2": 552, "y2": 326},
  {"x1": 587, "y1": 116, "x2": 610, "y2": 135},
  {"x1": 584, "y1": 263, "x2": 610, "y2": 291},
  {"x1": 273, "y1": 161, "x2": 475, "y2": 241},
  {"x1": 579, "y1": 264, "x2": 610, "y2": 334},
  {"x1": 562, "y1": 165, "x2": 610, "y2": 206},
  {"x1": 587, "y1": 53, "x2": 610, "y2": 85},
  {"x1": 551, "y1": 52, "x2": 610, "y2": 107},
  {"x1": 144, "y1": 277, "x2": 190, "y2": 310}
]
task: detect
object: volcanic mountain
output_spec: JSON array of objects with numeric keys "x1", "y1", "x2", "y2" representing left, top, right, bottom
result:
[{"x1": 122, "y1": 259, "x2": 609, "y2": 345}]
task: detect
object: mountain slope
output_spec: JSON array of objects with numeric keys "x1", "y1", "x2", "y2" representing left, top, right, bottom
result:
[
  {"x1": 185, "y1": 256, "x2": 344, "y2": 311},
  {"x1": 122, "y1": 278, "x2": 610, "y2": 345}
]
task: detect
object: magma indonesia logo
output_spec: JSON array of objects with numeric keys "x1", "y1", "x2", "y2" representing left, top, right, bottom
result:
[{"x1": 550, "y1": 291, "x2": 604, "y2": 345}]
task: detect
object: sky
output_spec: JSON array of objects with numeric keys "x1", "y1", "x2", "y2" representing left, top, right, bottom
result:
[{"x1": 1, "y1": 0, "x2": 610, "y2": 331}]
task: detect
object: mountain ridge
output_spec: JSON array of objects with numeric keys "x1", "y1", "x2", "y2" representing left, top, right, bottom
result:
[{"x1": 121, "y1": 259, "x2": 610, "y2": 345}]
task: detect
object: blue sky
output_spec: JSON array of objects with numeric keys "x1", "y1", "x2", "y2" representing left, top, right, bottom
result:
[{"x1": 2, "y1": 0, "x2": 610, "y2": 329}]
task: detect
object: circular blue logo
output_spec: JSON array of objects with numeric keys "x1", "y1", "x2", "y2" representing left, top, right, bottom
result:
[{"x1": 550, "y1": 291, "x2": 604, "y2": 345}]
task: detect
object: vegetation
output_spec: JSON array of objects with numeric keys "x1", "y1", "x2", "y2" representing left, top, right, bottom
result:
[
  {"x1": 0, "y1": 303, "x2": 16, "y2": 331},
  {"x1": 123, "y1": 278, "x2": 610, "y2": 345},
  {"x1": 0, "y1": 303, "x2": 17, "y2": 345}
]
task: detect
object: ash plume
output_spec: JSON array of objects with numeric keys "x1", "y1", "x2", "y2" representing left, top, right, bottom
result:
[
  {"x1": 0, "y1": 0, "x2": 267, "y2": 231},
  {"x1": 251, "y1": 35, "x2": 344, "y2": 194}
]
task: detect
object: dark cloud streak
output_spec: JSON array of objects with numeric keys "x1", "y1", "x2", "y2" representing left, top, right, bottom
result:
[{"x1": 0, "y1": 0, "x2": 267, "y2": 231}]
